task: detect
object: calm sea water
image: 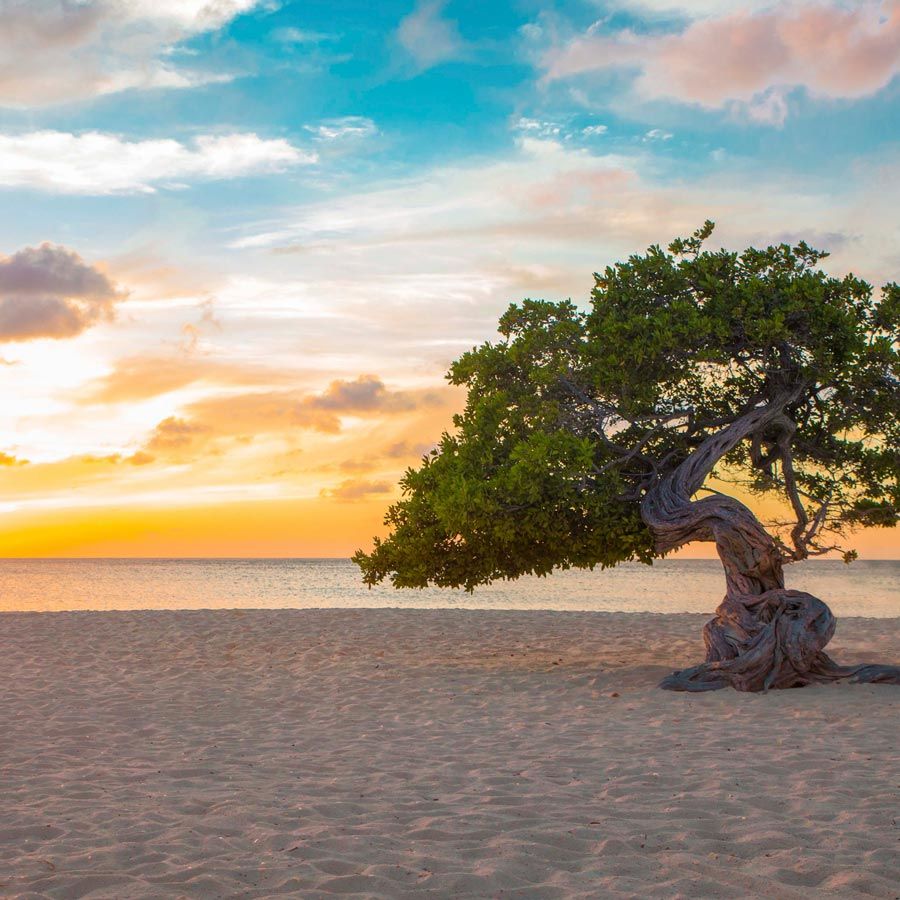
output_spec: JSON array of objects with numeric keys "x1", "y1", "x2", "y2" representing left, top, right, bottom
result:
[{"x1": 0, "y1": 558, "x2": 896, "y2": 617}]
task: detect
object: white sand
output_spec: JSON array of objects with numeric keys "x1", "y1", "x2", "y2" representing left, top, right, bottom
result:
[{"x1": 1, "y1": 609, "x2": 898, "y2": 899}]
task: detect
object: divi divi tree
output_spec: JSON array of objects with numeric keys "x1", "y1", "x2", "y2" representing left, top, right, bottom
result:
[{"x1": 355, "y1": 224, "x2": 899, "y2": 692}]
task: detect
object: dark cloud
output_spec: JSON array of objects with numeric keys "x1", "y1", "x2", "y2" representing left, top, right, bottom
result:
[
  {"x1": 311, "y1": 375, "x2": 419, "y2": 413},
  {"x1": 0, "y1": 243, "x2": 122, "y2": 341}
]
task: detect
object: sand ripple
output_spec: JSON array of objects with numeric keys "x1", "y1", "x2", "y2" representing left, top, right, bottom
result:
[{"x1": 1, "y1": 609, "x2": 897, "y2": 898}]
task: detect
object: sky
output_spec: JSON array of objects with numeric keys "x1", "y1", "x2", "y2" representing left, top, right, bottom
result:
[{"x1": 0, "y1": 0, "x2": 897, "y2": 558}]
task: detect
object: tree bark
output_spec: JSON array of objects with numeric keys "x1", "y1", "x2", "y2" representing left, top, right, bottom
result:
[{"x1": 640, "y1": 400, "x2": 900, "y2": 692}]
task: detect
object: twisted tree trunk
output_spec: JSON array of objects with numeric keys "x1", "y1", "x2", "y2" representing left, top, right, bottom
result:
[{"x1": 641, "y1": 399, "x2": 900, "y2": 692}]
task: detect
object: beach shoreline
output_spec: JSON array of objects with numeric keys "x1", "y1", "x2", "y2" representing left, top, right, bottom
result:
[{"x1": 2, "y1": 609, "x2": 898, "y2": 898}]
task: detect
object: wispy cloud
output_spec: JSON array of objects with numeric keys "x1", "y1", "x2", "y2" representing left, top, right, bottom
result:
[
  {"x1": 0, "y1": 132, "x2": 314, "y2": 195},
  {"x1": 513, "y1": 117, "x2": 565, "y2": 139},
  {"x1": 543, "y1": 1, "x2": 900, "y2": 123},
  {"x1": 397, "y1": 0, "x2": 465, "y2": 70},
  {"x1": 514, "y1": 117, "x2": 614, "y2": 145},
  {"x1": 272, "y1": 26, "x2": 338, "y2": 45},
  {"x1": 610, "y1": 0, "x2": 780, "y2": 16},
  {"x1": 305, "y1": 117, "x2": 378, "y2": 141},
  {"x1": 231, "y1": 135, "x2": 898, "y2": 298},
  {"x1": 0, "y1": 0, "x2": 266, "y2": 107},
  {"x1": 79, "y1": 355, "x2": 299, "y2": 405}
]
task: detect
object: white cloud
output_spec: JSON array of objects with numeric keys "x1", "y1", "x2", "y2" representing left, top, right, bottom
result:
[
  {"x1": 514, "y1": 118, "x2": 609, "y2": 142},
  {"x1": 121, "y1": 1, "x2": 262, "y2": 28},
  {"x1": 513, "y1": 117, "x2": 564, "y2": 139},
  {"x1": 0, "y1": 132, "x2": 315, "y2": 195},
  {"x1": 273, "y1": 27, "x2": 337, "y2": 44},
  {"x1": 0, "y1": 0, "x2": 266, "y2": 106},
  {"x1": 643, "y1": 128, "x2": 674, "y2": 141},
  {"x1": 305, "y1": 117, "x2": 378, "y2": 141},
  {"x1": 397, "y1": 0, "x2": 464, "y2": 70},
  {"x1": 609, "y1": 0, "x2": 780, "y2": 16}
]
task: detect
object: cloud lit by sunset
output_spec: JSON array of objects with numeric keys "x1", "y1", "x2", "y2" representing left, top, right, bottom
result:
[
  {"x1": 0, "y1": 0, "x2": 897, "y2": 558},
  {"x1": 2, "y1": 7, "x2": 899, "y2": 898}
]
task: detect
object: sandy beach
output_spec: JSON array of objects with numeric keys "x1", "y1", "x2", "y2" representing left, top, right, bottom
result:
[{"x1": 1, "y1": 609, "x2": 898, "y2": 899}]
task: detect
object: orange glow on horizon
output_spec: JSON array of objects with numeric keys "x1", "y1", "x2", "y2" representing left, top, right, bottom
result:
[
  {"x1": 0, "y1": 498, "x2": 393, "y2": 559},
  {"x1": 0, "y1": 496, "x2": 895, "y2": 560}
]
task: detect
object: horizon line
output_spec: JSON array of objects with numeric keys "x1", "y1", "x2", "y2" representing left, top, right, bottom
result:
[{"x1": 0, "y1": 556, "x2": 896, "y2": 563}]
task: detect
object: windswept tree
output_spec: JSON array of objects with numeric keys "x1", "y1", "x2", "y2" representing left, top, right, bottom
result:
[{"x1": 355, "y1": 224, "x2": 899, "y2": 692}]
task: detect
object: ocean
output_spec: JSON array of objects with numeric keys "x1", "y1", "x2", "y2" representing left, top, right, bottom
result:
[{"x1": 0, "y1": 558, "x2": 896, "y2": 616}]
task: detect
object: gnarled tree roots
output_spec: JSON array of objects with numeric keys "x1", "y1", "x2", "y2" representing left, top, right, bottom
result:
[{"x1": 661, "y1": 588, "x2": 900, "y2": 692}]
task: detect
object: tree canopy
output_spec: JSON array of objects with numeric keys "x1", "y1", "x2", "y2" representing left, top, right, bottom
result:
[{"x1": 354, "y1": 223, "x2": 899, "y2": 592}]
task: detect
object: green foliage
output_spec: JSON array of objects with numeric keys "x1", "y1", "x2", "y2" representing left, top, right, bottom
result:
[{"x1": 355, "y1": 223, "x2": 899, "y2": 589}]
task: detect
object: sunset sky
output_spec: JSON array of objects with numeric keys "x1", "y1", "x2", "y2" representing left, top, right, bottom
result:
[{"x1": 0, "y1": 0, "x2": 898, "y2": 557}]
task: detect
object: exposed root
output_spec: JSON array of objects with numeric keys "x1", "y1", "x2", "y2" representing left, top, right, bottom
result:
[{"x1": 660, "y1": 588, "x2": 900, "y2": 692}]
